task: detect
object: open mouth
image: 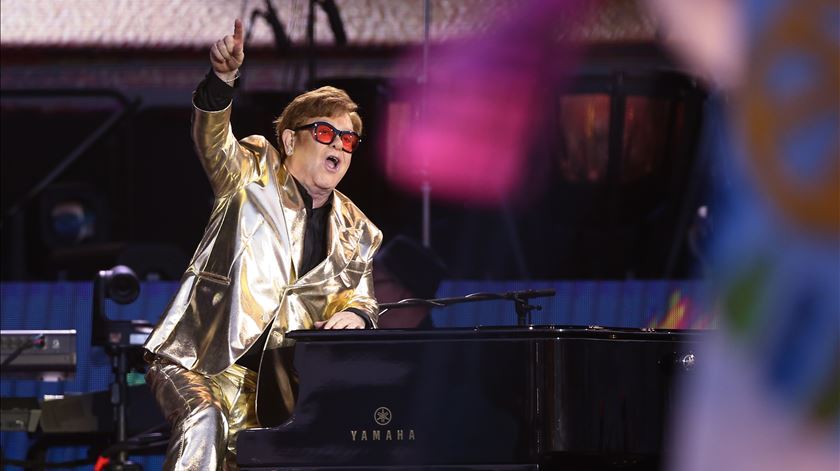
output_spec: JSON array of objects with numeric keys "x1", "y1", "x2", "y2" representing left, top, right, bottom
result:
[{"x1": 325, "y1": 155, "x2": 340, "y2": 171}]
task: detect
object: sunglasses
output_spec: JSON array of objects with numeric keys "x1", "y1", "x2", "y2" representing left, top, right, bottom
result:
[{"x1": 295, "y1": 121, "x2": 361, "y2": 153}]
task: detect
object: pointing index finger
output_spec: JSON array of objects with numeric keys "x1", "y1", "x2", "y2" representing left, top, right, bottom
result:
[{"x1": 232, "y1": 18, "x2": 244, "y2": 53}]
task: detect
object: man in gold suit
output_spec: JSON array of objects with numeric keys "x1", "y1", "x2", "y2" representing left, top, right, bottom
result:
[{"x1": 143, "y1": 19, "x2": 382, "y2": 470}]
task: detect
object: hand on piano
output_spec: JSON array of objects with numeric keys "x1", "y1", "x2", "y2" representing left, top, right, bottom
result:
[{"x1": 314, "y1": 311, "x2": 365, "y2": 330}]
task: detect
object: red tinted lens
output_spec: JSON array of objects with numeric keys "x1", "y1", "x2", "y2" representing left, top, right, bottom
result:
[
  {"x1": 313, "y1": 123, "x2": 337, "y2": 145},
  {"x1": 340, "y1": 133, "x2": 360, "y2": 153}
]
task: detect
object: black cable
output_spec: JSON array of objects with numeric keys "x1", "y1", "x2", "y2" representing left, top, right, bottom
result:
[
  {"x1": 263, "y1": 0, "x2": 291, "y2": 49},
  {"x1": 317, "y1": 0, "x2": 347, "y2": 45},
  {"x1": 1, "y1": 335, "x2": 44, "y2": 368}
]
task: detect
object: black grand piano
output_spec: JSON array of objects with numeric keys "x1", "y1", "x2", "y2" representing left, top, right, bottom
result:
[{"x1": 238, "y1": 325, "x2": 702, "y2": 470}]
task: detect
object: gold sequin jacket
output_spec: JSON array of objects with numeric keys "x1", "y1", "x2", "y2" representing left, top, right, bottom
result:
[{"x1": 144, "y1": 102, "x2": 382, "y2": 377}]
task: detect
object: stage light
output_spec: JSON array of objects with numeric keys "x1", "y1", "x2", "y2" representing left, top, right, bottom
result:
[
  {"x1": 39, "y1": 183, "x2": 108, "y2": 250},
  {"x1": 49, "y1": 200, "x2": 96, "y2": 244}
]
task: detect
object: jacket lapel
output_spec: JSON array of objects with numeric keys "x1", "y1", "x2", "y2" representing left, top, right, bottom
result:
[
  {"x1": 278, "y1": 167, "x2": 306, "y2": 281},
  {"x1": 295, "y1": 193, "x2": 360, "y2": 286}
]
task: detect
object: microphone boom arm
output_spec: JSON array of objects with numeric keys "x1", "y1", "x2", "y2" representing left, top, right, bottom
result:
[{"x1": 379, "y1": 289, "x2": 555, "y2": 326}]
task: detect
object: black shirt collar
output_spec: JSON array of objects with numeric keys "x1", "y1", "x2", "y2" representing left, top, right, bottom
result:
[{"x1": 292, "y1": 177, "x2": 333, "y2": 213}]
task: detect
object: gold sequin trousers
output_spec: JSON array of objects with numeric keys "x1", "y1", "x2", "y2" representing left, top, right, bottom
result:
[{"x1": 146, "y1": 358, "x2": 259, "y2": 471}]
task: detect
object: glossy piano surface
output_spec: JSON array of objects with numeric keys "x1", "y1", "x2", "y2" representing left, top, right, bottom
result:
[{"x1": 238, "y1": 326, "x2": 704, "y2": 470}]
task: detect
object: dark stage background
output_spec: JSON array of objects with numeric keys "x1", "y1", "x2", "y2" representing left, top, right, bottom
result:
[{"x1": 1, "y1": 53, "x2": 711, "y2": 282}]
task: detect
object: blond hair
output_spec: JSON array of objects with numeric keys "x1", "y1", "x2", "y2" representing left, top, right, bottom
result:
[{"x1": 273, "y1": 86, "x2": 362, "y2": 161}]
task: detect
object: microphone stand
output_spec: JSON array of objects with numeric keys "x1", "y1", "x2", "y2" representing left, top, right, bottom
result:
[{"x1": 379, "y1": 289, "x2": 556, "y2": 326}]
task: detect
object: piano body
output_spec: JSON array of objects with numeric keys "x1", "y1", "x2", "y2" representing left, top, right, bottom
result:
[{"x1": 238, "y1": 326, "x2": 702, "y2": 470}]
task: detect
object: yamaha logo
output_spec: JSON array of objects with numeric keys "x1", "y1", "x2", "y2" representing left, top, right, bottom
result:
[
  {"x1": 374, "y1": 406, "x2": 392, "y2": 426},
  {"x1": 350, "y1": 406, "x2": 415, "y2": 442}
]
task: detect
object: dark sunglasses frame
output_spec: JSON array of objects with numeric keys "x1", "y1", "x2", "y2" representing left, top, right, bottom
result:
[{"x1": 294, "y1": 121, "x2": 361, "y2": 153}]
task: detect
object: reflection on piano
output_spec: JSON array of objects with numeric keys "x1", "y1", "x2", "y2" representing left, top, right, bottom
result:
[{"x1": 239, "y1": 326, "x2": 702, "y2": 470}]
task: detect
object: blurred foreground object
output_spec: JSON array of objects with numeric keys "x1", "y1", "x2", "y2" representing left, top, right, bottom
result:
[
  {"x1": 387, "y1": 0, "x2": 584, "y2": 204},
  {"x1": 647, "y1": 0, "x2": 840, "y2": 469}
]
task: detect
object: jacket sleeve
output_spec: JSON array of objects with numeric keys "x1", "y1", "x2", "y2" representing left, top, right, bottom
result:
[
  {"x1": 191, "y1": 101, "x2": 259, "y2": 197},
  {"x1": 342, "y1": 222, "x2": 383, "y2": 328}
]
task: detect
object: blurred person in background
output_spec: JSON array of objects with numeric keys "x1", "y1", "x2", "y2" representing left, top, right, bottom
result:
[
  {"x1": 646, "y1": 0, "x2": 839, "y2": 469},
  {"x1": 143, "y1": 19, "x2": 382, "y2": 470},
  {"x1": 375, "y1": 235, "x2": 447, "y2": 329}
]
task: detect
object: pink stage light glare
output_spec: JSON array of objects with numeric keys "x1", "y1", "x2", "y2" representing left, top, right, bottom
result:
[{"x1": 382, "y1": 0, "x2": 585, "y2": 205}]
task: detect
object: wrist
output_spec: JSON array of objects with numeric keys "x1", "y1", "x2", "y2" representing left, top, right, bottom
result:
[{"x1": 213, "y1": 69, "x2": 240, "y2": 86}]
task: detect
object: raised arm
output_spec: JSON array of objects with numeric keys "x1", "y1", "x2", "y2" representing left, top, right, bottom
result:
[{"x1": 192, "y1": 19, "x2": 256, "y2": 197}]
